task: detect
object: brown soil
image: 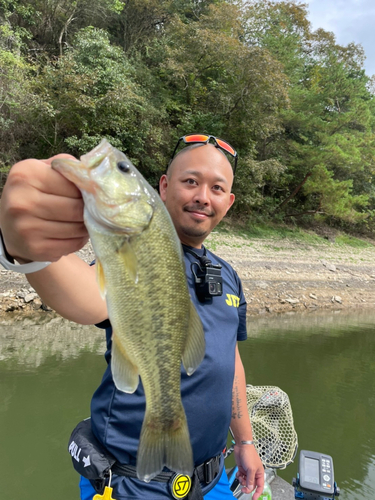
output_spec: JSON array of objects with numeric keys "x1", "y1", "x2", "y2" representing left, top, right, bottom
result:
[
  {"x1": 205, "y1": 231, "x2": 375, "y2": 315},
  {"x1": 1, "y1": 233, "x2": 375, "y2": 317}
]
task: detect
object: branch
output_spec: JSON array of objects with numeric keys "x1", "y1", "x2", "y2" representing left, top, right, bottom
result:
[
  {"x1": 58, "y1": 10, "x2": 76, "y2": 57},
  {"x1": 272, "y1": 172, "x2": 312, "y2": 215},
  {"x1": 284, "y1": 199, "x2": 323, "y2": 218},
  {"x1": 284, "y1": 210, "x2": 325, "y2": 217}
]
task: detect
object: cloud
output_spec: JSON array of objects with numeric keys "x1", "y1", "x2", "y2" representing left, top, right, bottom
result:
[{"x1": 307, "y1": 0, "x2": 375, "y2": 75}]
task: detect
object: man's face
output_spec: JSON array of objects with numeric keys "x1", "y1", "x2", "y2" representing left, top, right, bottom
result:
[{"x1": 159, "y1": 144, "x2": 235, "y2": 248}]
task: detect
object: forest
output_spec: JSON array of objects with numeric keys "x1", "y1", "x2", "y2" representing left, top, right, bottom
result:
[{"x1": 1, "y1": 0, "x2": 375, "y2": 231}]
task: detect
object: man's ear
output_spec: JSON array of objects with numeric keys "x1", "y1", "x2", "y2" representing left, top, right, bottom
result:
[
  {"x1": 159, "y1": 174, "x2": 168, "y2": 202},
  {"x1": 225, "y1": 193, "x2": 235, "y2": 214}
]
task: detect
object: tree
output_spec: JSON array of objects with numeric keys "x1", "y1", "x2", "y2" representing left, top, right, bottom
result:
[
  {"x1": 242, "y1": 1, "x2": 375, "y2": 224},
  {"x1": 27, "y1": 27, "x2": 165, "y2": 184}
]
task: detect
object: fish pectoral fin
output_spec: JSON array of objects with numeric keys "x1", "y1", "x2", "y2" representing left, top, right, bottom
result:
[
  {"x1": 118, "y1": 239, "x2": 138, "y2": 284},
  {"x1": 111, "y1": 332, "x2": 139, "y2": 393},
  {"x1": 182, "y1": 301, "x2": 205, "y2": 376},
  {"x1": 95, "y1": 259, "x2": 106, "y2": 299}
]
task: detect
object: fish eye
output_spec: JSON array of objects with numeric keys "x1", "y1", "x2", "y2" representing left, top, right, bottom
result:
[{"x1": 117, "y1": 161, "x2": 130, "y2": 173}]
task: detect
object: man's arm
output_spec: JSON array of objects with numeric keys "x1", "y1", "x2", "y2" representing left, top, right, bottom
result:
[
  {"x1": 26, "y1": 257, "x2": 107, "y2": 324},
  {"x1": 0, "y1": 156, "x2": 107, "y2": 324},
  {"x1": 231, "y1": 345, "x2": 264, "y2": 500}
]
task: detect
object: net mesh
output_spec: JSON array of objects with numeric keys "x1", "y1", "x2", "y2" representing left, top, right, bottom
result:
[{"x1": 246, "y1": 385, "x2": 298, "y2": 469}]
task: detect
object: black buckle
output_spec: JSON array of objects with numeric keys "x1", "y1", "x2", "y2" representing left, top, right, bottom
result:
[{"x1": 203, "y1": 455, "x2": 219, "y2": 484}]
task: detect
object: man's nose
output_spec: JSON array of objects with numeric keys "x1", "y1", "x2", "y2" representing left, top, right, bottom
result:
[{"x1": 193, "y1": 184, "x2": 210, "y2": 205}]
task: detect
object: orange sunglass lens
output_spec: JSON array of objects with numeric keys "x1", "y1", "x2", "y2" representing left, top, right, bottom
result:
[
  {"x1": 184, "y1": 134, "x2": 209, "y2": 143},
  {"x1": 216, "y1": 139, "x2": 235, "y2": 156}
]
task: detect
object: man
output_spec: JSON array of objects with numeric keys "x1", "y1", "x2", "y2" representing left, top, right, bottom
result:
[{"x1": 0, "y1": 136, "x2": 264, "y2": 499}]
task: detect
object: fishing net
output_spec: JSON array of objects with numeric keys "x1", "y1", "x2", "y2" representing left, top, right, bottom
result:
[{"x1": 246, "y1": 385, "x2": 298, "y2": 469}]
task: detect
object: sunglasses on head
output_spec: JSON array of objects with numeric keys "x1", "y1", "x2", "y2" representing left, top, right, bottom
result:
[{"x1": 169, "y1": 134, "x2": 238, "y2": 175}]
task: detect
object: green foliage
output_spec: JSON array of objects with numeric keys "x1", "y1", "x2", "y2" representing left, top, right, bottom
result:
[
  {"x1": 25, "y1": 27, "x2": 167, "y2": 183},
  {"x1": 335, "y1": 234, "x2": 373, "y2": 248},
  {"x1": 0, "y1": 14, "x2": 35, "y2": 168},
  {"x1": 304, "y1": 165, "x2": 369, "y2": 222},
  {"x1": 1, "y1": 0, "x2": 375, "y2": 231}
]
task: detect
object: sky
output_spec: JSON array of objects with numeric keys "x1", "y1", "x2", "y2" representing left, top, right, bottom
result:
[{"x1": 305, "y1": 0, "x2": 375, "y2": 76}]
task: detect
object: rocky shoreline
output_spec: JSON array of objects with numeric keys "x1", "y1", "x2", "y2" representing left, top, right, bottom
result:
[{"x1": 1, "y1": 232, "x2": 375, "y2": 319}]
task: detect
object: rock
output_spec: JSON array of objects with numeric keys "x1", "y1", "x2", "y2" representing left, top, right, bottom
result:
[
  {"x1": 321, "y1": 260, "x2": 336, "y2": 272},
  {"x1": 24, "y1": 292, "x2": 38, "y2": 303},
  {"x1": 331, "y1": 296, "x2": 342, "y2": 304},
  {"x1": 32, "y1": 298, "x2": 43, "y2": 310},
  {"x1": 254, "y1": 281, "x2": 269, "y2": 289},
  {"x1": 285, "y1": 298, "x2": 299, "y2": 304},
  {"x1": 309, "y1": 293, "x2": 318, "y2": 300}
]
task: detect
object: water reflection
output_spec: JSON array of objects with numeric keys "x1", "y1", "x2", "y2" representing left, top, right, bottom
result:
[
  {"x1": 0, "y1": 315, "x2": 106, "y2": 500},
  {"x1": 0, "y1": 314, "x2": 105, "y2": 368},
  {"x1": 242, "y1": 310, "x2": 375, "y2": 500}
]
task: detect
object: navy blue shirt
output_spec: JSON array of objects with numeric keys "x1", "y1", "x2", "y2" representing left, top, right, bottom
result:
[{"x1": 90, "y1": 245, "x2": 247, "y2": 496}]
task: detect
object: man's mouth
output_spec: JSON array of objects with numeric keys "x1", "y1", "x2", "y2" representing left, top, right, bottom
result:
[{"x1": 184, "y1": 207, "x2": 214, "y2": 218}]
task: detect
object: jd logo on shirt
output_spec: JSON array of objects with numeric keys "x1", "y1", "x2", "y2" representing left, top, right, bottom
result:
[
  {"x1": 225, "y1": 294, "x2": 240, "y2": 307},
  {"x1": 170, "y1": 474, "x2": 192, "y2": 499}
]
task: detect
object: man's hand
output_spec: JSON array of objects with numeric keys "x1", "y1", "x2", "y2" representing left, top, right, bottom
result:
[
  {"x1": 234, "y1": 443, "x2": 264, "y2": 500},
  {"x1": 0, "y1": 155, "x2": 88, "y2": 263}
]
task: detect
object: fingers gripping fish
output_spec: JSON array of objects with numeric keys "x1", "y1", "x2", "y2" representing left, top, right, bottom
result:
[{"x1": 52, "y1": 140, "x2": 205, "y2": 482}]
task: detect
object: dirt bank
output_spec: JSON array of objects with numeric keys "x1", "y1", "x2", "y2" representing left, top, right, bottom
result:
[
  {"x1": 1, "y1": 233, "x2": 375, "y2": 317},
  {"x1": 205, "y1": 231, "x2": 375, "y2": 315}
]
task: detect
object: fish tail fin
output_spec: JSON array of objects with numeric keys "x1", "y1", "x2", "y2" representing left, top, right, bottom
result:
[{"x1": 137, "y1": 406, "x2": 194, "y2": 482}]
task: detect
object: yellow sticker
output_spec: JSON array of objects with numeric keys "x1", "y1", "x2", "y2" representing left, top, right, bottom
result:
[{"x1": 171, "y1": 474, "x2": 192, "y2": 499}]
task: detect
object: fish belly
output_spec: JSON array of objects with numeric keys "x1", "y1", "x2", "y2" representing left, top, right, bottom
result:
[{"x1": 89, "y1": 206, "x2": 198, "y2": 481}]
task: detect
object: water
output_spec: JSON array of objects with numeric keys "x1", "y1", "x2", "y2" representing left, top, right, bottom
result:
[
  {"x1": 241, "y1": 310, "x2": 375, "y2": 500},
  {"x1": 0, "y1": 315, "x2": 106, "y2": 499},
  {"x1": 1, "y1": 310, "x2": 375, "y2": 499}
]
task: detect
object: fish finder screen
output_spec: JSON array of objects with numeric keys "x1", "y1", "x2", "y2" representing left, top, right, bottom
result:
[{"x1": 305, "y1": 457, "x2": 320, "y2": 484}]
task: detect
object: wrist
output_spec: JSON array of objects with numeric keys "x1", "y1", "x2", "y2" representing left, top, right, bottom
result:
[
  {"x1": 0, "y1": 230, "x2": 15, "y2": 263},
  {"x1": 234, "y1": 440, "x2": 255, "y2": 447},
  {"x1": 0, "y1": 230, "x2": 51, "y2": 274}
]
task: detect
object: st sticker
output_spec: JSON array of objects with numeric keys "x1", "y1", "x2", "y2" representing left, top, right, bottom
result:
[{"x1": 170, "y1": 474, "x2": 192, "y2": 499}]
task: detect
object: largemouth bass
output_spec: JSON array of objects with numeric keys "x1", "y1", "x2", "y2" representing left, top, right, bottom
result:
[{"x1": 52, "y1": 140, "x2": 205, "y2": 482}]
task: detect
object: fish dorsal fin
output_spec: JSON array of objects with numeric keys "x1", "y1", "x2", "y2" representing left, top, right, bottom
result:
[
  {"x1": 111, "y1": 332, "x2": 140, "y2": 393},
  {"x1": 96, "y1": 259, "x2": 106, "y2": 299},
  {"x1": 182, "y1": 301, "x2": 205, "y2": 376},
  {"x1": 118, "y1": 239, "x2": 138, "y2": 284}
]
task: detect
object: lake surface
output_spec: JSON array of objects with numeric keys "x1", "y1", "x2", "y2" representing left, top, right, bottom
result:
[{"x1": 1, "y1": 310, "x2": 375, "y2": 499}]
